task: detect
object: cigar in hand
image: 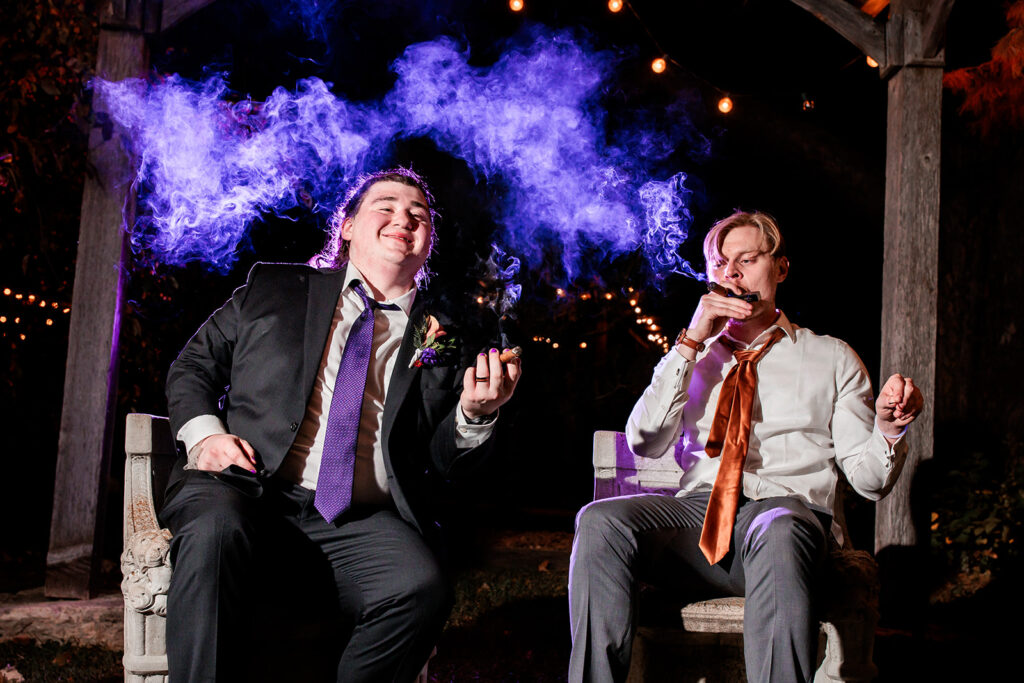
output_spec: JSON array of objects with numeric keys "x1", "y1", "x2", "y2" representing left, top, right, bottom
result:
[
  {"x1": 707, "y1": 281, "x2": 760, "y2": 303},
  {"x1": 498, "y1": 346, "x2": 523, "y2": 363}
]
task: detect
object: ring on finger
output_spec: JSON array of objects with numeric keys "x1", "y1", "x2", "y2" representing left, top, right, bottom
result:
[{"x1": 474, "y1": 376, "x2": 489, "y2": 382}]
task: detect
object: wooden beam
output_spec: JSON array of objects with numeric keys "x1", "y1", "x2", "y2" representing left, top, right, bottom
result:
[
  {"x1": 45, "y1": 28, "x2": 149, "y2": 599},
  {"x1": 161, "y1": 0, "x2": 218, "y2": 32},
  {"x1": 788, "y1": 0, "x2": 887, "y2": 67}
]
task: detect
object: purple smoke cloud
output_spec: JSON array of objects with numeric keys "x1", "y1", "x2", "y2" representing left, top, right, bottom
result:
[{"x1": 97, "y1": 29, "x2": 708, "y2": 280}]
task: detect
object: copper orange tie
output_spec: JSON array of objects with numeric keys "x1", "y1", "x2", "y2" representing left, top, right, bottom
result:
[{"x1": 699, "y1": 327, "x2": 785, "y2": 565}]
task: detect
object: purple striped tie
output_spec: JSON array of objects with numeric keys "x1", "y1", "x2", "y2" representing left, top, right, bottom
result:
[{"x1": 314, "y1": 282, "x2": 396, "y2": 523}]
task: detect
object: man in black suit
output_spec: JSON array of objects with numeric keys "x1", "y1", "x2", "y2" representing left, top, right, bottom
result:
[{"x1": 162, "y1": 168, "x2": 522, "y2": 681}]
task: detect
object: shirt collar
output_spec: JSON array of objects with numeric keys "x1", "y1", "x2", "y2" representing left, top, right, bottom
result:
[
  {"x1": 715, "y1": 309, "x2": 797, "y2": 349},
  {"x1": 343, "y1": 262, "x2": 417, "y2": 316}
]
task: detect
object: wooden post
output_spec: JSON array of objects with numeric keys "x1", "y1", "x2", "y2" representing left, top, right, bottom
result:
[
  {"x1": 45, "y1": 0, "x2": 222, "y2": 599},
  {"x1": 873, "y1": 0, "x2": 951, "y2": 557},
  {"x1": 788, "y1": 0, "x2": 953, "y2": 621},
  {"x1": 45, "y1": 25, "x2": 149, "y2": 599}
]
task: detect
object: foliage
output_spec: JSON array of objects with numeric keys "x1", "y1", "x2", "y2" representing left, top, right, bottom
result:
[
  {"x1": 931, "y1": 449, "x2": 1024, "y2": 577},
  {"x1": 0, "y1": 0, "x2": 97, "y2": 221},
  {"x1": 944, "y1": 1, "x2": 1024, "y2": 135},
  {"x1": 0, "y1": 1, "x2": 98, "y2": 557}
]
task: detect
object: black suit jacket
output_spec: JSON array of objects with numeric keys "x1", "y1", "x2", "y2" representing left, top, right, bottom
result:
[{"x1": 165, "y1": 262, "x2": 494, "y2": 539}]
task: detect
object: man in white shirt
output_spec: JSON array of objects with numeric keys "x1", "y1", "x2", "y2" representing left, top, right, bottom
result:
[
  {"x1": 162, "y1": 168, "x2": 522, "y2": 681},
  {"x1": 568, "y1": 211, "x2": 922, "y2": 683}
]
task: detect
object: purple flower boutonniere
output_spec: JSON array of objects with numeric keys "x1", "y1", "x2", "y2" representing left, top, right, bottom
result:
[{"x1": 410, "y1": 314, "x2": 457, "y2": 368}]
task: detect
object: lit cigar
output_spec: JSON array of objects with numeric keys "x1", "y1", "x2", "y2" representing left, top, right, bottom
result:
[
  {"x1": 707, "y1": 281, "x2": 759, "y2": 303},
  {"x1": 499, "y1": 346, "x2": 523, "y2": 363}
]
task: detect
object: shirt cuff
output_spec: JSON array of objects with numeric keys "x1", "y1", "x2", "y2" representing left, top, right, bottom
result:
[
  {"x1": 654, "y1": 346, "x2": 695, "y2": 394},
  {"x1": 177, "y1": 414, "x2": 229, "y2": 469},
  {"x1": 871, "y1": 422, "x2": 906, "y2": 470},
  {"x1": 455, "y1": 406, "x2": 498, "y2": 449}
]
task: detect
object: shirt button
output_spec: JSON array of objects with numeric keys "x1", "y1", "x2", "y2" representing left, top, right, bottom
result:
[{"x1": 290, "y1": 422, "x2": 299, "y2": 432}]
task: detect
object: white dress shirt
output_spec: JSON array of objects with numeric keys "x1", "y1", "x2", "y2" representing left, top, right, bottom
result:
[
  {"x1": 626, "y1": 311, "x2": 906, "y2": 540},
  {"x1": 177, "y1": 263, "x2": 495, "y2": 504}
]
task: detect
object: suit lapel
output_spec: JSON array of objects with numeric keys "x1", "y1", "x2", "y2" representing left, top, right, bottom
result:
[
  {"x1": 382, "y1": 294, "x2": 427, "y2": 439},
  {"x1": 302, "y1": 269, "x2": 347, "y2": 397}
]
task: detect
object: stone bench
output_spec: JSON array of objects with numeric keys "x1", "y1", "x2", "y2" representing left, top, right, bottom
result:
[
  {"x1": 592, "y1": 431, "x2": 880, "y2": 682},
  {"x1": 120, "y1": 413, "x2": 433, "y2": 682}
]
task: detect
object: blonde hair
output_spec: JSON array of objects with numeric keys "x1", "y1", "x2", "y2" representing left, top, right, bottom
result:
[{"x1": 703, "y1": 210, "x2": 786, "y2": 266}]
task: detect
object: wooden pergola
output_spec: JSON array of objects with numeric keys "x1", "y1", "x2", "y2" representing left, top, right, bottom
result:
[{"x1": 46, "y1": 0, "x2": 953, "y2": 598}]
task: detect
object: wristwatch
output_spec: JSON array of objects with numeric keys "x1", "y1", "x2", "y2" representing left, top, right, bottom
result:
[{"x1": 674, "y1": 329, "x2": 706, "y2": 352}]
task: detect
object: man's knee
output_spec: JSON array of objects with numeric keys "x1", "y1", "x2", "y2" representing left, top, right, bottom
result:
[
  {"x1": 386, "y1": 554, "x2": 451, "y2": 619},
  {"x1": 574, "y1": 498, "x2": 635, "y2": 539},
  {"x1": 741, "y1": 500, "x2": 826, "y2": 561},
  {"x1": 167, "y1": 491, "x2": 260, "y2": 571}
]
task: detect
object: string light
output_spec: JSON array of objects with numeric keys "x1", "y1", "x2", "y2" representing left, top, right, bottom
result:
[
  {"x1": 650, "y1": 57, "x2": 667, "y2": 74},
  {"x1": 0, "y1": 287, "x2": 71, "y2": 313},
  {"x1": 608, "y1": 0, "x2": 624, "y2": 12},
  {"x1": 866, "y1": 55, "x2": 879, "y2": 68},
  {"x1": 718, "y1": 96, "x2": 733, "y2": 114},
  {"x1": 579, "y1": 342, "x2": 588, "y2": 349},
  {"x1": 802, "y1": 96, "x2": 815, "y2": 111},
  {"x1": 509, "y1": 0, "x2": 524, "y2": 12}
]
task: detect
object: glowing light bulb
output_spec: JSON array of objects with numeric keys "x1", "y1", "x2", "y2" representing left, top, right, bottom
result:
[
  {"x1": 46, "y1": 319, "x2": 53, "y2": 326},
  {"x1": 608, "y1": 0, "x2": 623, "y2": 12},
  {"x1": 802, "y1": 97, "x2": 815, "y2": 111},
  {"x1": 556, "y1": 288, "x2": 565, "y2": 297},
  {"x1": 604, "y1": 292, "x2": 613, "y2": 300},
  {"x1": 651, "y1": 57, "x2": 667, "y2": 74},
  {"x1": 866, "y1": 55, "x2": 879, "y2": 68},
  {"x1": 718, "y1": 96, "x2": 733, "y2": 114},
  {"x1": 579, "y1": 342, "x2": 587, "y2": 349},
  {"x1": 2, "y1": 288, "x2": 10, "y2": 295},
  {"x1": 476, "y1": 296, "x2": 485, "y2": 304},
  {"x1": 509, "y1": 0, "x2": 524, "y2": 11},
  {"x1": 552, "y1": 342, "x2": 559, "y2": 349}
]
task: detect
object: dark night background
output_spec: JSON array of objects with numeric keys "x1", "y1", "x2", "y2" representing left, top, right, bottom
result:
[{"x1": 2, "y1": 0, "x2": 1022, "y2": 648}]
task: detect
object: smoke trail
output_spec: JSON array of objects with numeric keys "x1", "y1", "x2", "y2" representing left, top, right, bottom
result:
[
  {"x1": 96, "y1": 75, "x2": 387, "y2": 270},
  {"x1": 98, "y1": 29, "x2": 710, "y2": 280},
  {"x1": 639, "y1": 172, "x2": 706, "y2": 281}
]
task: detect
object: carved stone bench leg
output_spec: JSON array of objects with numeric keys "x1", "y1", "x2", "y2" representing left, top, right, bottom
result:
[{"x1": 815, "y1": 549, "x2": 880, "y2": 682}]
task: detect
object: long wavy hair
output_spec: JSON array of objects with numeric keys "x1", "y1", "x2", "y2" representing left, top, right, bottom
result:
[{"x1": 309, "y1": 167, "x2": 439, "y2": 285}]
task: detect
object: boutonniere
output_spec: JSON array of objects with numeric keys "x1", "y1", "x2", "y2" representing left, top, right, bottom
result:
[{"x1": 409, "y1": 314, "x2": 457, "y2": 368}]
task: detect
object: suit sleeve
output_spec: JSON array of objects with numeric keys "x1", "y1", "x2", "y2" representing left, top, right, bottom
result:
[{"x1": 165, "y1": 266, "x2": 257, "y2": 440}]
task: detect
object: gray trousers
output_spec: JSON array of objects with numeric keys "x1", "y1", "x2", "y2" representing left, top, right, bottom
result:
[
  {"x1": 568, "y1": 492, "x2": 829, "y2": 683},
  {"x1": 161, "y1": 468, "x2": 450, "y2": 682}
]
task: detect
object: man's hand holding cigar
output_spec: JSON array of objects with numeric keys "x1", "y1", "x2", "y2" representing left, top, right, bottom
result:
[{"x1": 460, "y1": 346, "x2": 522, "y2": 420}]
